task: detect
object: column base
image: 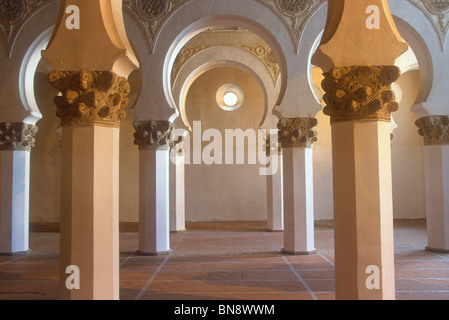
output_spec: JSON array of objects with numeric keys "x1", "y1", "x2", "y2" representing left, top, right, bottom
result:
[
  {"x1": 266, "y1": 228, "x2": 283, "y2": 233},
  {"x1": 281, "y1": 249, "x2": 317, "y2": 256},
  {"x1": 0, "y1": 249, "x2": 31, "y2": 256},
  {"x1": 136, "y1": 249, "x2": 172, "y2": 256},
  {"x1": 170, "y1": 230, "x2": 187, "y2": 234},
  {"x1": 426, "y1": 246, "x2": 449, "y2": 254}
]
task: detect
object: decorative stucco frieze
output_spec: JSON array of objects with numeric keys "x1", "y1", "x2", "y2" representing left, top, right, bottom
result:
[
  {"x1": 133, "y1": 120, "x2": 178, "y2": 150},
  {"x1": 321, "y1": 66, "x2": 401, "y2": 123},
  {"x1": 171, "y1": 45, "x2": 209, "y2": 85},
  {"x1": 171, "y1": 43, "x2": 282, "y2": 87},
  {"x1": 257, "y1": 0, "x2": 326, "y2": 52},
  {"x1": 0, "y1": 0, "x2": 55, "y2": 57},
  {"x1": 123, "y1": 0, "x2": 192, "y2": 53},
  {"x1": 242, "y1": 45, "x2": 281, "y2": 83},
  {"x1": 0, "y1": 122, "x2": 38, "y2": 151},
  {"x1": 409, "y1": 0, "x2": 449, "y2": 48},
  {"x1": 277, "y1": 117, "x2": 318, "y2": 148},
  {"x1": 48, "y1": 70, "x2": 131, "y2": 128},
  {"x1": 415, "y1": 115, "x2": 449, "y2": 145}
]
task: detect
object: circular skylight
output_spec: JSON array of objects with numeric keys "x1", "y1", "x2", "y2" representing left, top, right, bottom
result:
[{"x1": 216, "y1": 84, "x2": 244, "y2": 111}]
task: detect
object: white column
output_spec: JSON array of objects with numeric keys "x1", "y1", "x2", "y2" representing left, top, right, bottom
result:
[
  {"x1": 59, "y1": 125, "x2": 120, "y2": 300},
  {"x1": 134, "y1": 120, "x2": 174, "y2": 256},
  {"x1": 278, "y1": 118, "x2": 317, "y2": 255},
  {"x1": 266, "y1": 153, "x2": 284, "y2": 232},
  {"x1": 47, "y1": 70, "x2": 131, "y2": 300},
  {"x1": 282, "y1": 147, "x2": 315, "y2": 254},
  {"x1": 170, "y1": 153, "x2": 186, "y2": 233},
  {"x1": 138, "y1": 149, "x2": 171, "y2": 255},
  {"x1": 312, "y1": 0, "x2": 407, "y2": 301},
  {"x1": 41, "y1": 0, "x2": 137, "y2": 300},
  {"x1": 416, "y1": 116, "x2": 449, "y2": 253},
  {"x1": 320, "y1": 65, "x2": 400, "y2": 300},
  {"x1": 0, "y1": 151, "x2": 31, "y2": 255},
  {"x1": 331, "y1": 120, "x2": 395, "y2": 300},
  {"x1": 0, "y1": 122, "x2": 37, "y2": 256},
  {"x1": 423, "y1": 145, "x2": 449, "y2": 252}
]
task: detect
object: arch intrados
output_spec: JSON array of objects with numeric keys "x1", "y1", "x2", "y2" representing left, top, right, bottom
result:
[
  {"x1": 177, "y1": 61, "x2": 269, "y2": 130},
  {"x1": 393, "y1": 16, "x2": 434, "y2": 108},
  {"x1": 172, "y1": 46, "x2": 277, "y2": 127},
  {"x1": 19, "y1": 27, "x2": 54, "y2": 125}
]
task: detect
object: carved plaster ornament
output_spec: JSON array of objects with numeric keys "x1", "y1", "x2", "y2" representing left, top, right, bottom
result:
[
  {"x1": 242, "y1": 45, "x2": 281, "y2": 84},
  {"x1": 409, "y1": 0, "x2": 449, "y2": 48},
  {"x1": 124, "y1": 0, "x2": 193, "y2": 53},
  {"x1": 0, "y1": 122, "x2": 38, "y2": 151},
  {"x1": 277, "y1": 117, "x2": 318, "y2": 148},
  {"x1": 321, "y1": 66, "x2": 401, "y2": 123},
  {"x1": 133, "y1": 120, "x2": 179, "y2": 150},
  {"x1": 257, "y1": 0, "x2": 326, "y2": 52},
  {"x1": 171, "y1": 46, "x2": 209, "y2": 85},
  {"x1": 171, "y1": 43, "x2": 281, "y2": 88},
  {"x1": 415, "y1": 115, "x2": 449, "y2": 145},
  {"x1": 0, "y1": 0, "x2": 54, "y2": 57},
  {"x1": 48, "y1": 70, "x2": 131, "y2": 128}
]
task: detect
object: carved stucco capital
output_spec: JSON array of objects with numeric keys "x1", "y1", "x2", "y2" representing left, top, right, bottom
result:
[
  {"x1": 322, "y1": 66, "x2": 401, "y2": 123},
  {"x1": 48, "y1": 70, "x2": 131, "y2": 128},
  {"x1": 133, "y1": 120, "x2": 179, "y2": 150},
  {"x1": 0, "y1": 122, "x2": 38, "y2": 151},
  {"x1": 277, "y1": 117, "x2": 318, "y2": 148},
  {"x1": 415, "y1": 115, "x2": 449, "y2": 146}
]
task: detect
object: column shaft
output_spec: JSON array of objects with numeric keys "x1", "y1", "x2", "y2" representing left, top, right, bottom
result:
[
  {"x1": 320, "y1": 65, "x2": 400, "y2": 300},
  {"x1": 266, "y1": 153, "x2": 284, "y2": 232},
  {"x1": 134, "y1": 120, "x2": 174, "y2": 255},
  {"x1": 48, "y1": 70, "x2": 131, "y2": 300},
  {"x1": 0, "y1": 122, "x2": 37, "y2": 256},
  {"x1": 138, "y1": 149, "x2": 170, "y2": 254},
  {"x1": 282, "y1": 147, "x2": 315, "y2": 254},
  {"x1": 278, "y1": 117, "x2": 317, "y2": 255},
  {"x1": 423, "y1": 145, "x2": 449, "y2": 252},
  {"x1": 0, "y1": 151, "x2": 31, "y2": 255},
  {"x1": 59, "y1": 126, "x2": 120, "y2": 300},
  {"x1": 332, "y1": 121, "x2": 395, "y2": 300},
  {"x1": 170, "y1": 154, "x2": 186, "y2": 233},
  {"x1": 416, "y1": 116, "x2": 449, "y2": 253}
]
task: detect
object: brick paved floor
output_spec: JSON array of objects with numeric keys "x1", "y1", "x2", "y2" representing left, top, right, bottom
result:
[{"x1": 0, "y1": 220, "x2": 448, "y2": 300}]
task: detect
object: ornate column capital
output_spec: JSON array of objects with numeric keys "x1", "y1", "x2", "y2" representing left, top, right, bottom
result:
[
  {"x1": 322, "y1": 66, "x2": 401, "y2": 123},
  {"x1": 133, "y1": 120, "x2": 177, "y2": 150},
  {"x1": 0, "y1": 122, "x2": 38, "y2": 152},
  {"x1": 415, "y1": 115, "x2": 449, "y2": 146},
  {"x1": 277, "y1": 117, "x2": 318, "y2": 148},
  {"x1": 48, "y1": 70, "x2": 131, "y2": 128}
]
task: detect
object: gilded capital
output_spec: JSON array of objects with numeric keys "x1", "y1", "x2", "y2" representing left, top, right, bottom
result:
[
  {"x1": 322, "y1": 66, "x2": 400, "y2": 123},
  {"x1": 0, "y1": 122, "x2": 38, "y2": 152},
  {"x1": 415, "y1": 116, "x2": 449, "y2": 146},
  {"x1": 48, "y1": 70, "x2": 131, "y2": 128},
  {"x1": 133, "y1": 120, "x2": 177, "y2": 150},
  {"x1": 277, "y1": 117, "x2": 318, "y2": 148}
]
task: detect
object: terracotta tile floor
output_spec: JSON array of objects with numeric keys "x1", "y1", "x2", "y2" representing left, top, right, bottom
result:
[{"x1": 0, "y1": 220, "x2": 448, "y2": 300}]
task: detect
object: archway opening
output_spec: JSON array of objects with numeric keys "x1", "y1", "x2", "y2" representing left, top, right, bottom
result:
[{"x1": 183, "y1": 66, "x2": 268, "y2": 226}]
